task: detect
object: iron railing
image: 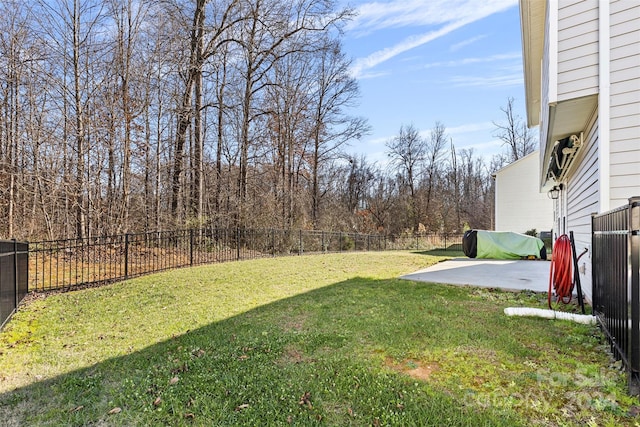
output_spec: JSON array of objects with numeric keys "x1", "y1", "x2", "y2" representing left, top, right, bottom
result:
[
  {"x1": 0, "y1": 240, "x2": 29, "y2": 328},
  {"x1": 592, "y1": 197, "x2": 640, "y2": 394},
  {"x1": 28, "y1": 229, "x2": 463, "y2": 292}
]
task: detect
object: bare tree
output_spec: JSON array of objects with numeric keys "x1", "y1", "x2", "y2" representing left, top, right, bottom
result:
[
  {"x1": 170, "y1": 0, "x2": 241, "y2": 223},
  {"x1": 0, "y1": 1, "x2": 30, "y2": 238},
  {"x1": 308, "y1": 38, "x2": 368, "y2": 228},
  {"x1": 493, "y1": 97, "x2": 537, "y2": 162},
  {"x1": 32, "y1": 0, "x2": 108, "y2": 239},
  {"x1": 386, "y1": 124, "x2": 427, "y2": 231},
  {"x1": 106, "y1": 0, "x2": 149, "y2": 233},
  {"x1": 233, "y1": 0, "x2": 352, "y2": 227},
  {"x1": 423, "y1": 121, "x2": 447, "y2": 230}
]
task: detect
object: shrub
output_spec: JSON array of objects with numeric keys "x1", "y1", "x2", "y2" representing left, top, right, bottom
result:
[{"x1": 340, "y1": 235, "x2": 354, "y2": 251}]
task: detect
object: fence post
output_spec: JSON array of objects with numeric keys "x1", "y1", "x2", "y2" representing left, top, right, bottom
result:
[
  {"x1": 124, "y1": 233, "x2": 130, "y2": 279},
  {"x1": 630, "y1": 197, "x2": 640, "y2": 394},
  {"x1": 271, "y1": 229, "x2": 276, "y2": 257},
  {"x1": 299, "y1": 230, "x2": 303, "y2": 255},
  {"x1": 236, "y1": 228, "x2": 241, "y2": 261},
  {"x1": 591, "y1": 213, "x2": 599, "y2": 312},
  {"x1": 189, "y1": 229, "x2": 194, "y2": 266},
  {"x1": 13, "y1": 239, "x2": 18, "y2": 309}
]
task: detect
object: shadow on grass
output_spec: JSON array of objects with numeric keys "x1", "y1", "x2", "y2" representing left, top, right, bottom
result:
[{"x1": 0, "y1": 277, "x2": 528, "y2": 426}]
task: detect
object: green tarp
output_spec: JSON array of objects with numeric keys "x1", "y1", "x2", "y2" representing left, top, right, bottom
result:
[{"x1": 476, "y1": 230, "x2": 545, "y2": 260}]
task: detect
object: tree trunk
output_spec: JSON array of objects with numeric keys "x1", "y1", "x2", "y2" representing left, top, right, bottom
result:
[
  {"x1": 73, "y1": 0, "x2": 86, "y2": 240},
  {"x1": 171, "y1": 0, "x2": 206, "y2": 222}
]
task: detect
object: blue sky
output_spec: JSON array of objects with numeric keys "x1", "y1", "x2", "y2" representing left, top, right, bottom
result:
[{"x1": 339, "y1": 0, "x2": 527, "y2": 164}]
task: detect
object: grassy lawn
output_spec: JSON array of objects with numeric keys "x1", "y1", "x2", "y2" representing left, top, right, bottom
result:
[{"x1": 0, "y1": 251, "x2": 638, "y2": 426}]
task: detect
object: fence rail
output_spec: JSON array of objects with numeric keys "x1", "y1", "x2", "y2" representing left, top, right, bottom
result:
[
  {"x1": 592, "y1": 197, "x2": 640, "y2": 394},
  {"x1": 28, "y1": 229, "x2": 463, "y2": 292},
  {"x1": 0, "y1": 240, "x2": 29, "y2": 328}
]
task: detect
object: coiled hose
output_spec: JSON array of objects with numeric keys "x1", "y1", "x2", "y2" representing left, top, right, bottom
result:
[{"x1": 548, "y1": 234, "x2": 574, "y2": 308}]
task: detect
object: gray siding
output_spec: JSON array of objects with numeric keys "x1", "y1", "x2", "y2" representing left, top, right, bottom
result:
[
  {"x1": 609, "y1": 0, "x2": 640, "y2": 207},
  {"x1": 557, "y1": 0, "x2": 599, "y2": 101},
  {"x1": 567, "y1": 112, "x2": 599, "y2": 300}
]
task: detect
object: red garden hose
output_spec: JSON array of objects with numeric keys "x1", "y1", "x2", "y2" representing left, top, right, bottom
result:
[{"x1": 548, "y1": 234, "x2": 574, "y2": 308}]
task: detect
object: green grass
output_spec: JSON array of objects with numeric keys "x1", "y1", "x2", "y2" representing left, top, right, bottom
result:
[{"x1": 0, "y1": 251, "x2": 638, "y2": 426}]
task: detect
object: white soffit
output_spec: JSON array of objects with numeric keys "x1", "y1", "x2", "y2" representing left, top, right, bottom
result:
[{"x1": 519, "y1": 0, "x2": 545, "y2": 127}]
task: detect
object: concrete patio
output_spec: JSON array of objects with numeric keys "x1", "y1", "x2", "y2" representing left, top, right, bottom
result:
[{"x1": 401, "y1": 258, "x2": 551, "y2": 293}]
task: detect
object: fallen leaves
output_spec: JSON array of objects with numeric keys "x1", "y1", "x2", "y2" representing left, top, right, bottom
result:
[
  {"x1": 171, "y1": 364, "x2": 189, "y2": 374},
  {"x1": 234, "y1": 403, "x2": 250, "y2": 411},
  {"x1": 298, "y1": 391, "x2": 312, "y2": 409},
  {"x1": 108, "y1": 407, "x2": 122, "y2": 415}
]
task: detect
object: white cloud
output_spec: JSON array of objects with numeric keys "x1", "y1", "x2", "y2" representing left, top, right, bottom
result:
[
  {"x1": 448, "y1": 73, "x2": 523, "y2": 88},
  {"x1": 350, "y1": 19, "x2": 473, "y2": 78},
  {"x1": 356, "y1": 70, "x2": 392, "y2": 80},
  {"x1": 450, "y1": 35, "x2": 487, "y2": 52},
  {"x1": 461, "y1": 138, "x2": 506, "y2": 162},
  {"x1": 422, "y1": 52, "x2": 521, "y2": 69},
  {"x1": 347, "y1": 0, "x2": 518, "y2": 78},
  {"x1": 362, "y1": 135, "x2": 391, "y2": 146},
  {"x1": 348, "y1": 0, "x2": 515, "y2": 34},
  {"x1": 447, "y1": 122, "x2": 495, "y2": 135}
]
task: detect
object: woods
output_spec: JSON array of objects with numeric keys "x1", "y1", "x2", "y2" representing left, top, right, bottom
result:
[{"x1": 0, "y1": 0, "x2": 533, "y2": 241}]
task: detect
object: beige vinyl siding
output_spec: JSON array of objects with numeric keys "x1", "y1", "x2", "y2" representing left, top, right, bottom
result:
[
  {"x1": 566, "y1": 113, "x2": 599, "y2": 301},
  {"x1": 609, "y1": 0, "x2": 640, "y2": 208},
  {"x1": 494, "y1": 151, "x2": 553, "y2": 233},
  {"x1": 556, "y1": 0, "x2": 599, "y2": 101}
]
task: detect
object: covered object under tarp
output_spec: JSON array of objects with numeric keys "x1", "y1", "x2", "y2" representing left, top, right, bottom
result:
[{"x1": 463, "y1": 230, "x2": 546, "y2": 260}]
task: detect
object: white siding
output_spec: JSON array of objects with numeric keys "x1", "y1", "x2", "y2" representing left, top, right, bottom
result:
[
  {"x1": 557, "y1": 0, "x2": 599, "y2": 101},
  {"x1": 609, "y1": 0, "x2": 640, "y2": 208},
  {"x1": 566, "y1": 113, "x2": 599, "y2": 301},
  {"x1": 494, "y1": 151, "x2": 554, "y2": 234}
]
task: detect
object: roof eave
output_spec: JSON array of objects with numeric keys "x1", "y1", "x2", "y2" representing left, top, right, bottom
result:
[{"x1": 519, "y1": 0, "x2": 545, "y2": 127}]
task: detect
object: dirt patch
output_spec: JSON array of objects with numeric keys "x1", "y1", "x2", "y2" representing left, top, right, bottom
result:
[
  {"x1": 281, "y1": 314, "x2": 307, "y2": 333},
  {"x1": 384, "y1": 357, "x2": 439, "y2": 381},
  {"x1": 276, "y1": 345, "x2": 314, "y2": 366}
]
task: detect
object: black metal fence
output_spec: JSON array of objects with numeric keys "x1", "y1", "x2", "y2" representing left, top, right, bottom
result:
[
  {"x1": 0, "y1": 240, "x2": 29, "y2": 328},
  {"x1": 592, "y1": 197, "x2": 640, "y2": 394},
  {"x1": 28, "y1": 228, "x2": 463, "y2": 292}
]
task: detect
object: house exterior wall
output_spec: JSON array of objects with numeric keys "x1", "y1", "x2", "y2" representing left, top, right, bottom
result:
[
  {"x1": 609, "y1": 0, "x2": 640, "y2": 207},
  {"x1": 521, "y1": 0, "x2": 640, "y2": 304},
  {"x1": 562, "y1": 111, "x2": 599, "y2": 301},
  {"x1": 494, "y1": 151, "x2": 554, "y2": 234},
  {"x1": 549, "y1": 0, "x2": 640, "y2": 302},
  {"x1": 539, "y1": 0, "x2": 599, "y2": 186},
  {"x1": 556, "y1": 0, "x2": 599, "y2": 102}
]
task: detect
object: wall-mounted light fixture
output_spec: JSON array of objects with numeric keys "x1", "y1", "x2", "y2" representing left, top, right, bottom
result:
[{"x1": 548, "y1": 185, "x2": 561, "y2": 199}]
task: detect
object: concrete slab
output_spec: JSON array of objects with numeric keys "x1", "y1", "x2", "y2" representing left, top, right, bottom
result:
[{"x1": 401, "y1": 257, "x2": 551, "y2": 292}]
